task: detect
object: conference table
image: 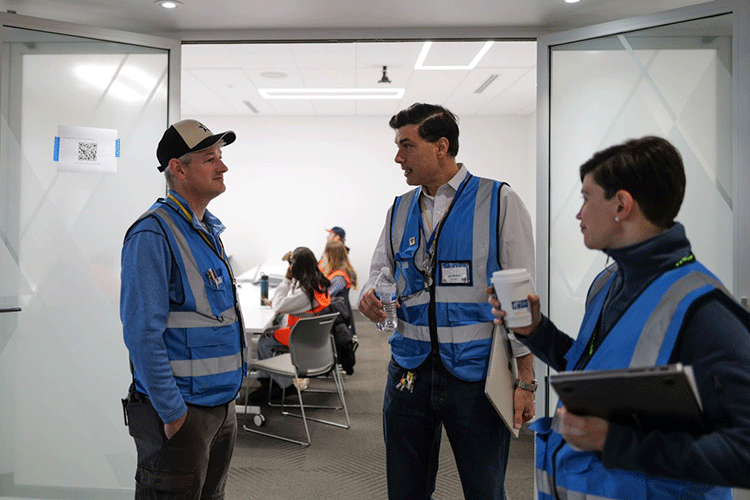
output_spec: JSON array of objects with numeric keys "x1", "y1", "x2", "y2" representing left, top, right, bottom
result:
[{"x1": 237, "y1": 282, "x2": 277, "y2": 334}]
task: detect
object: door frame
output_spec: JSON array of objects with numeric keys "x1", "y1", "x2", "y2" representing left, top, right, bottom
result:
[
  {"x1": 0, "y1": 11, "x2": 182, "y2": 127},
  {"x1": 0, "y1": 12, "x2": 180, "y2": 499}
]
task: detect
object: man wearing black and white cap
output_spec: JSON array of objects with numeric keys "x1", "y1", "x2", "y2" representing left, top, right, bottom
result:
[{"x1": 120, "y1": 119, "x2": 245, "y2": 499}]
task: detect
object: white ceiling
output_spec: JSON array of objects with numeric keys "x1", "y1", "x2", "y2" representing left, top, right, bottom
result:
[
  {"x1": 181, "y1": 41, "x2": 538, "y2": 117},
  {"x1": 0, "y1": 0, "x2": 713, "y2": 117}
]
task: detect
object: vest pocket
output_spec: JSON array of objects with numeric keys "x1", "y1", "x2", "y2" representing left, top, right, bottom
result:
[
  {"x1": 202, "y1": 267, "x2": 234, "y2": 316},
  {"x1": 185, "y1": 325, "x2": 241, "y2": 396},
  {"x1": 389, "y1": 332, "x2": 426, "y2": 355}
]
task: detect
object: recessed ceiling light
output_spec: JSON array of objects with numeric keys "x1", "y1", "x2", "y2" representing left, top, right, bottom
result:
[
  {"x1": 155, "y1": 0, "x2": 182, "y2": 9},
  {"x1": 258, "y1": 88, "x2": 405, "y2": 100},
  {"x1": 564, "y1": 0, "x2": 581, "y2": 3},
  {"x1": 261, "y1": 71, "x2": 288, "y2": 79}
]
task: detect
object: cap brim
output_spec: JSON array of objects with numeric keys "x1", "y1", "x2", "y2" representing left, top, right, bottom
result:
[{"x1": 189, "y1": 130, "x2": 236, "y2": 154}]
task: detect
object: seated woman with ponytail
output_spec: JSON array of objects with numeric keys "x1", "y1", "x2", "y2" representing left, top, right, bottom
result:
[
  {"x1": 322, "y1": 239, "x2": 357, "y2": 301},
  {"x1": 248, "y1": 247, "x2": 331, "y2": 403},
  {"x1": 322, "y1": 239, "x2": 359, "y2": 374}
]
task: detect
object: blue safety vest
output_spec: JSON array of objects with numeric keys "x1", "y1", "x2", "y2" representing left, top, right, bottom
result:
[
  {"x1": 388, "y1": 173, "x2": 505, "y2": 381},
  {"x1": 130, "y1": 194, "x2": 245, "y2": 407},
  {"x1": 531, "y1": 261, "x2": 732, "y2": 500}
]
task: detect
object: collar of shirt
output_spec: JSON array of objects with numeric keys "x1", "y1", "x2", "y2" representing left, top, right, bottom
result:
[
  {"x1": 165, "y1": 189, "x2": 226, "y2": 238},
  {"x1": 419, "y1": 163, "x2": 468, "y2": 220}
]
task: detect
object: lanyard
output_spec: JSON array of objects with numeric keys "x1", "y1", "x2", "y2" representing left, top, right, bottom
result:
[
  {"x1": 166, "y1": 193, "x2": 234, "y2": 282},
  {"x1": 418, "y1": 174, "x2": 471, "y2": 252},
  {"x1": 419, "y1": 193, "x2": 453, "y2": 252}
]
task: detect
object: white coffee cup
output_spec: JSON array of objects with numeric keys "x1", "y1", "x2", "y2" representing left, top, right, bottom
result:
[{"x1": 491, "y1": 268, "x2": 535, "y2": 328}]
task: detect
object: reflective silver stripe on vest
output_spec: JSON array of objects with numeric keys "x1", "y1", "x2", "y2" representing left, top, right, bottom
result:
[
  {"x1": 586, "y1": 265, "x2": 617, "y2": 306},
  {"x1": 399, "y1": 322, "x2": 431, "y2": 342},
  {"x1": 536, "y1": 468, "x2": 614, "y2": 500},
  {"x1": 152, "y1": 207, "x2": 218, "y2": 320},
  {"x1": 390, "y1": 189, "x2": 427, "y2": 297},
  {"x1": 470, "y1": 177, "x2": 494, "y2": 286},
  {"x1": 167, "y1": 306, "x2": 238, "y2": 329},
  {"x1": 398, "y1": 316, "x2": 494, "y2": 344},
  {"x1": 402, "y1": 292, "x2": 430, "y2": 309},
  {"x1": 169, "y1": 352, "x2": 243, "y2": 378},
  {"x1": 631, "y1": 270, "x2": 726, "y2": 367}
]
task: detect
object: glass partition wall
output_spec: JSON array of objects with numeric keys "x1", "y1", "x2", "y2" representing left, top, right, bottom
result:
[
  {"x1": 547, "y1": 14, "x2": 734, "y2": 341},
  {"x1": 0, "y1": 21, "x2": 175, "y2": 499}
]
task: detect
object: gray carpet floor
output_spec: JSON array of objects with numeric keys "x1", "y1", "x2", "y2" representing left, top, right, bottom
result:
[{"x1": 227, "y1": 313, "x2": 535, "y2": 500}]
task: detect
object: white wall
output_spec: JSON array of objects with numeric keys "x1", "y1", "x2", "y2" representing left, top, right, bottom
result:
[{"x1": 188, "y1": 113, "x2": 537, "y2": 303}]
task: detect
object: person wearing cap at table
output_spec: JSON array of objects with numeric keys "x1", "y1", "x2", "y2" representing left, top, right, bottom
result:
[
  {"x1": 120, "y1": 119, "x2": 245, "y2": 499},
  {"x1": 327, "y1": 226, "x2": 347, "y2": 247},
  {"x1": 319, "y1": 226, "x2": 350, "y2": 273}
]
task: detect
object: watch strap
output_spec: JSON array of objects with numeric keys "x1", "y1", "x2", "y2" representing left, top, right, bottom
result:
[{"x1": 515, "y1": 378, "x2": 538, "y2": 392}]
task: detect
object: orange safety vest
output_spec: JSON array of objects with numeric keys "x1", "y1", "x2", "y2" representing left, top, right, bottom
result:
[
  {"x1": 327, "y1": 269, "x2": 351, "y2": 289},
  {"x1": 273, "y1": 290, "x2": 331, "y2": 346}
]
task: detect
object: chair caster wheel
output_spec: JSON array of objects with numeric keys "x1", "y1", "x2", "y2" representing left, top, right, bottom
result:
[{"x1": 253, "y1": 414, "x2": 265, "y2": 427}]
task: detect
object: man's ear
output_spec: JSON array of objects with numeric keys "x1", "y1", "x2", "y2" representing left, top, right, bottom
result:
[
  {"x1": 168, "y1": 158, "x2": 184, "y2": 178},
  {"x1": 435, "y1": 137, "x2": 450, "y2": 158}
]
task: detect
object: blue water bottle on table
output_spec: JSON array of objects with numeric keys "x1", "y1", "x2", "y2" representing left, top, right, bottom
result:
[{"x1": 260, "y1": 273, "x2": 269, "y2": 305}]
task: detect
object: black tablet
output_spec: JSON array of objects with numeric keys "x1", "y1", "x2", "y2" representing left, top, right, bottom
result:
[{"x1": 550, "y1": 363, "x2": 705, "y2": 433}]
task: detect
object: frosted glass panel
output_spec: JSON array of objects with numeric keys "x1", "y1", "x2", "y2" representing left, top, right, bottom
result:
[
  {"x1": 0, "y1": 27, "x2": 168, "y2": 498},
  {"x1": 548, "y1": 15, "x2": 733, "y2": 341}
]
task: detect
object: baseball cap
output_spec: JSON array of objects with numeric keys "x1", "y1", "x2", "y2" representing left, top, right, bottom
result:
[
  {"x1": 328, "y1": 226, "x2": 346, "y2": 240},
  {"x1": 156, "y1": 119, "x2": 236, "y2": 172}
]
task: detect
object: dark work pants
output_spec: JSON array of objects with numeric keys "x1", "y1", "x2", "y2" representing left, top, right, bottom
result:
[
  {"x1": 383, "y1": 354, "x2": 510, "y2": 500},
  {"x1": 126, "y1": 397, "x2": 237, "y2": 500}
]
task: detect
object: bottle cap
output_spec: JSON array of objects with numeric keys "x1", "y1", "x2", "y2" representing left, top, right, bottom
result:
[{"x1": 381, "y1": 266, "x2": 391, "y2": 275}]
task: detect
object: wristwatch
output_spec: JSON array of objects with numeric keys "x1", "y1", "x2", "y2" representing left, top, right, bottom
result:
[{"x1": 515, "y1": 378, "x2": 538, "y2": 392}]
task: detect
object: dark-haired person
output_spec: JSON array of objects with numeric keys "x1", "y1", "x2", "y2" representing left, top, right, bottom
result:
[
  {"x1": 358, "y1": 103, "x2": 536, "y2": 500},
  {"x1": 249, "y1": 246, "x2": 331, "y2": 402},
  {"x1": 121, "y1": 119, "x2": 244, "y2": 498},
  {"x1": 491, "y1": 136, "x2": 750, "y2": 499}
]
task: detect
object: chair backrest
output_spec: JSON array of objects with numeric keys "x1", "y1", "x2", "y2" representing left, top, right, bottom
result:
[{"x1": 288, "y1": 312, "x2": 339, "y2": 377}]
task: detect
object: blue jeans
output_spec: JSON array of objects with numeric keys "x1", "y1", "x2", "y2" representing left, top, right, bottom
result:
[
  {"x1": 256, "y1": 335, "x2": 293, "y2": 389},
  {"x1": 383, "y1": 354, "x2": 510, "y2": 500}
]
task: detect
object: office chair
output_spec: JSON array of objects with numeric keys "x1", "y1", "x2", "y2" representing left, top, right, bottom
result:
[{"x1": 242, "y1": 313, "x2": 350, "y2": 446}]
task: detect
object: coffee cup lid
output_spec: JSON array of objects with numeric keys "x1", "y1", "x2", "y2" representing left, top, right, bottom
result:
[{"x1": 492, "y1": 268, "x2": 529, "y2": 280}]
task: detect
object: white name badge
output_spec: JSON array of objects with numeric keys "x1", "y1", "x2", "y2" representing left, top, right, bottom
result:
[{"x1": 440, "y1": 262, "x2": 470, "y2": 284}]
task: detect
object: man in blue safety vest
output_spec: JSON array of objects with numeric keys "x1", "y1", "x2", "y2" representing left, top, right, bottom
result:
[
  {"x1": 359, "y1": 103, "x2": 537, "y2": 499},
  {"x1": 121, "y1": 119, "x2": 245, "y2": 499}
]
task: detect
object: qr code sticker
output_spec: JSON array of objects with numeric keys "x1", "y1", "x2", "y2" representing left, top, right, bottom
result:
[{"x1": 78, "y1": 142, "x2": 97, "y2": 162}]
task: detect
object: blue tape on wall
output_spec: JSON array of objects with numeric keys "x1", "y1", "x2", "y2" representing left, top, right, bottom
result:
[
  {"x1": 115, "y1": 138, "x2": 121, "y2": 158},
  {"x1": 53, "y1": 136, "x2": 60, "y2": 161}
]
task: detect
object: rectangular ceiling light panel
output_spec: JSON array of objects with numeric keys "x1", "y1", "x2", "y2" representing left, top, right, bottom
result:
[
  {"x1": 258, "y1": 88, "x2": 405, "y2": 100},
  {"x1": 415, "y1": 41, "x2": 495, "y2": 70}
]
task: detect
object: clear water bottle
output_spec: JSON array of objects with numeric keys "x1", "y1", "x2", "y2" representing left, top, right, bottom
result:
[{"x1": 375, "y1": 267, "x2": 398, "y2": 332}]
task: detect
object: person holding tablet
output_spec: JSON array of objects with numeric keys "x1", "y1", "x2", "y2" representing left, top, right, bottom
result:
[{"x1": 489, "y1": 136, "x2": 750, "y2": 498}]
